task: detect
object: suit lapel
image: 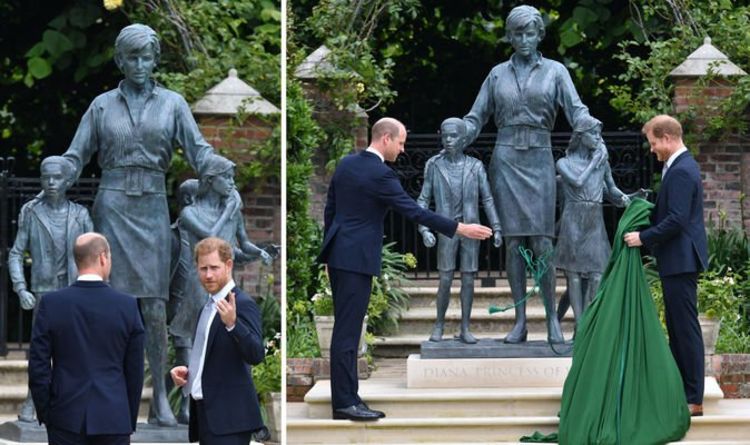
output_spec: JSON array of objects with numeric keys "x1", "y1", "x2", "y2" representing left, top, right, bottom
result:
[
  {"x1": 657, "y1": 151, "x2": 690, "y2": 213},
  {"x1": 205, "y1": 312, "x2": 222, "y2": 358}
]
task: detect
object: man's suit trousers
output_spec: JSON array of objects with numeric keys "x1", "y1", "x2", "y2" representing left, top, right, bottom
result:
[
  {"x1": 192, "y1": 399, "x2": 253, "y2": 445},
  {"x1": 46, "y1": 425, "x2": 129, "y2": 445},
  {"x1": 662, "y1": 272, "x2": 704, "y2": 404},
  {"x1": 328, "y1": 267, "x2": 372, "y2": 409}
]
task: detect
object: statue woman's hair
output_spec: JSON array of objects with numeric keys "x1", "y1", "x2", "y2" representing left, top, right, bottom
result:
[
  {"x1": 114, "y1": 24, "x2": 161, "y2": 68},
  {"x1": 505, "y1": 5, "x2": 545, "y2": 40}
]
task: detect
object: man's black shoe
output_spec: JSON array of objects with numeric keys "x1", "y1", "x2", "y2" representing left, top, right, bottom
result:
[
  {"x1": 357, "y1": 402, "x2": 385, "y2": 418},
  {"x1": 332, "y1": 405, "x2": 381, "y2": 421}
]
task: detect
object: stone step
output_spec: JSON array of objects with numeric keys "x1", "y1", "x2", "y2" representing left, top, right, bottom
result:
[
  {"x1": 288, "y1": 380, "x2": 750, "y2": 444},
  {"x1": 373, "y1": 334, "x2": 576, "y2": 358},
  {"x1": 0, "y1": 362, "x2": 28, "y2": 386},
  {"x1": 287, "y1": 414, "x2": 750, "y2": 444},
  {"x1": 393, "y1": 307, "x2": 575, "y2": 337},
  {"x1": 403, "y1": 286, "x2": 567, "y2": 309},
  {"x1": 0, "y1": 384, "x2": 154, "y2": 418},
  {"x1": 300, "y1": 378, "x2": 725, "y2": 420}
]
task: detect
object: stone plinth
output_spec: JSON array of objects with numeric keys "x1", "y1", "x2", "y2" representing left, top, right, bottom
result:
[
  {"x1": 0, "y1": 421, "x2": 188, "y2": 443},
  {"x1": 420, "y1": 338, "x2": 573, "y2": 359},
  {"x1": 406, "y1": 354, "x2": 572, "y2": 388}
]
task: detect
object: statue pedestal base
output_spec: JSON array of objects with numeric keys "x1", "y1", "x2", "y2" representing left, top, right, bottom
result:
[
  {"x1": 420, "y1": 338, "x2": 573, "y2": 359},
  {"x1": 0, "y1": 421, "x2": 188, "y2": 443},
  {"x1": 406, "y1": 353, "x2": 572, "y2": 389}
]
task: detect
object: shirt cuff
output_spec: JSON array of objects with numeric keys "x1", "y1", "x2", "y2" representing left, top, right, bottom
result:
[{"x1": 225, "y1": 324, "x2": 235, "y2": 332}]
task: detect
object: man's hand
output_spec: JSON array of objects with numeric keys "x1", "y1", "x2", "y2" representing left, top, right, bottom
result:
[
  {"x1": 421, "y1": 231, "x2": 436, "y2": 247},
  {"x1": 456, "y1": 223, "x2": 492, "y2": 240},
  {"x1": 493, "y1": 230, "x2": 503, "y2": 248},
  {"x1": 170, "y1": 366, "x2": 188, "y2": 387},
  {"x1": 18, "y1": 290, "x2": 36, "y2": 310},
  {"x1": 216, "y1": 291, "x2": 237, "y2": 329},
  {"x1": 623, "y1": 231, "x2": 642, "y2": 247}
]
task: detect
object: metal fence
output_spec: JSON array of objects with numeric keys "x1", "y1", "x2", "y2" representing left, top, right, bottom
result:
[
  {"x1": 384, "y1": 132, "x2": 655, "y2": 284},
  {"x1": 0, "y1": 157, "x2": 99, "y2": 355}
]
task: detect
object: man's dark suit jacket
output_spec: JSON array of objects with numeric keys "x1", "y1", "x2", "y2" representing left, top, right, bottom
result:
[
  {"x1": 318, "y1": 150, "x2": 458, "y2": 276},
  {"x1": 28, "y1": 280, "x2": 144, "y2": 435},
  {"x1": 188, "y1": 286, "x2": 265, "y2": 442},
  {"x1": 640, "y1": 151, "x2": 708, "y2": 276}
]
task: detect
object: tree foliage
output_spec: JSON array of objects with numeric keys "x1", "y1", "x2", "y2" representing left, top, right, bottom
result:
[
  {"x1": 291, "y1": 0, "x2": 645, "y2": 132},
  {"x1": 610, "y1": 0, "x2": 750, "y2": 139},
  {"x1": 2, "y1": 0, "x2": 280, "y2": 185}
]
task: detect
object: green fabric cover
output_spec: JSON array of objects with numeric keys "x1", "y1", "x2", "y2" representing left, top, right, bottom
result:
[
  {"x1": 520, "y1": 431, "x2": 559, "y2": 442},
  {"x1": 558, "y1": 198, "x2": 690, "y2": 444}
]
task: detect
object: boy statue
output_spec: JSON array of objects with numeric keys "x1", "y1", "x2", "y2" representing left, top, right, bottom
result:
[
  {"x1": 7, "y1": 155, "x2": 93, "y2": 422},
  {"x1": 417, "y1": 117, "x2": 502, "y2": 344}
]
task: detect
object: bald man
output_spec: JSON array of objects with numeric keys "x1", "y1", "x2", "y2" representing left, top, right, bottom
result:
[
  {"x1": 318, "y1": 117, "x2": 492, "y2": 421},
  {"x1": 29, "y1": 233, "x2": 145, "y2": 444}
]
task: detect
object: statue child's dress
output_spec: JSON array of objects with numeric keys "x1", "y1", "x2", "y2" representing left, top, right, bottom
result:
[{"x1": 555, "y1": 153, "x2": 625, "y2": 275}]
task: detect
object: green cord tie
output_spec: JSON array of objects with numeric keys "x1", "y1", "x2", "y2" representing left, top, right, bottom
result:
[{"x1": 489, "y1": 245, "x2": 572, "y2": 355}]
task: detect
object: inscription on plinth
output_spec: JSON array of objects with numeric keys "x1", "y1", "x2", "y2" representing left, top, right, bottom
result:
[{"x1": 407, "y1": 354, "x2": 572, "y2": 388}]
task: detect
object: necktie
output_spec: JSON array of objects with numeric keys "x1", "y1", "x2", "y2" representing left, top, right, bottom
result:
[
  {"x1": 184, "y1": 297, "x2": 214, "y2": 396},
  {"x1": 662, "y1": 164, "x2": 668, "y2": 179}
]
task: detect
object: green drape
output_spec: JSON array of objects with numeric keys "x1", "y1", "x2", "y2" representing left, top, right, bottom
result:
[{"x1": 558, "y1": 198, "x2": 690, "y2": 444}]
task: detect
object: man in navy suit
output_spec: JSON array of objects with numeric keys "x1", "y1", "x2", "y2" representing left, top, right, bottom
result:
[
  {"x1": 29, "y1": 232, "x2": 144, "y2": 444},
  {"x1": 170, "y1": 237, "x2": 266, "y2": 444},
  {"x1": 624, "y1": 114, "x2": 708, "y2": 417},
  {"x1": 318, "y1": 117, "x2": 493, "y2": 421}
]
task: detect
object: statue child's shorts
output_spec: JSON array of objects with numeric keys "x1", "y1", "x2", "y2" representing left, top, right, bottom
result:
[{"x1": 437, "y1": 234, "x2": 480, "y2": 272}]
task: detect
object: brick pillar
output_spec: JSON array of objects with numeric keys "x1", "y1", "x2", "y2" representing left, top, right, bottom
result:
[
  {"x1": 299, "y1": 82, "x2": 369, "y2": 224},
  {"x1": 671, "y1": 77, "x2": 746, "y2": 229},
  {"x1": 196, "y1": 114, "x2": 281, "y2": 297}
]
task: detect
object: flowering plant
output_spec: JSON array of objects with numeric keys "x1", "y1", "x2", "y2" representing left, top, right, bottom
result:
[
  {"x1": 698, "y1": 269, "x2": 740, "y2": 320},
  {"x1": 311, "y1": 267, "x2": 334, "y2": 316}
]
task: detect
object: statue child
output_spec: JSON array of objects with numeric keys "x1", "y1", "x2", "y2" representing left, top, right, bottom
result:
[
  {"x1": 555, "y1": 117, "x2": 629, "y2": 324},
  {"x1": 417, "y1": 117, "x2": 502, "y2": 344},
  {"x1": 7, "y1": 155, "x2": 93, "y2": 422},
  {"x1": 168, "y1": 156, "x2": 273, "y2": 423}
]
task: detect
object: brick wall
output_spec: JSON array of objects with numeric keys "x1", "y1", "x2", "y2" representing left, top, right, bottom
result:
[
  {"x1": 709, "y1": 354, "x2": 750, "y2": 398},
  {"x1": 286, "y1": 357, "x2": 370, "y2": 402},
  {"x1": 671, "y1": 77, "x2": 747, "y2": 230},
  {"x1": 299, "y1": 81, "x2": 368, "y2": 224},
  {"x1": 694, "y1": 136, "x2": 745, "y2": 228}
]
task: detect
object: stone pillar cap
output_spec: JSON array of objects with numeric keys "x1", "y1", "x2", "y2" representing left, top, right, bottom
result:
[
  {"x1": 193, "y1": 69, "x2": 280, "y2": 116},
  {"x1": 294, "y1": 45, "x2": 361, "y2": 80},
  {"x1": 670, "y1": 36, "x2": 747, "y2": 77}
]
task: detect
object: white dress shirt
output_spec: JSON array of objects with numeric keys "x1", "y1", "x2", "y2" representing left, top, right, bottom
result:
[
  {"x1": 189, "y1": 279, "x2": 235, "y2": 400},
  {"x1": 366, "y1": 146, "x2": 385, "y2": 163},
  {"x1": 77, "y1": 274, "x2": 103, "y2": 281}
]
